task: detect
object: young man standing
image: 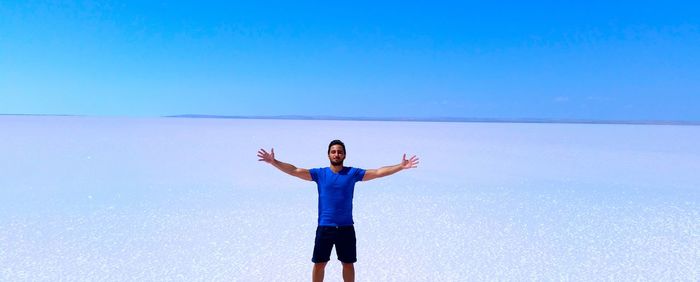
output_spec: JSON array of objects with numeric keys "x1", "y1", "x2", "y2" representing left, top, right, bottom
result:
[{"x1": 257, "y1": 139, "x2": 419, "y2": 282}]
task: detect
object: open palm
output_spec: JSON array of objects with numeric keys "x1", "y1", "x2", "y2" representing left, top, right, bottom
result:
[
  {"x1": 257, "y1": 148, "x2": 275, "y2": 163},
  {"x1": 401, "y1": 154, "x2": 419, "y2": 169}
]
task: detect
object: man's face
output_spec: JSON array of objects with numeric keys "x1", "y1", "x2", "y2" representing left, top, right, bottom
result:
[{"x1": 328, "y1": 144, "x2": 346, "y2": 166}]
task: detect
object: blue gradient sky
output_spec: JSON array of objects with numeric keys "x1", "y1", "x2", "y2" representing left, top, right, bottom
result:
[{"x1": 1, "y1": 1, "x2": 699, "y2": 121}]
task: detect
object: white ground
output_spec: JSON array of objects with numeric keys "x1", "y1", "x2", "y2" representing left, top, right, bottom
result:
[{"x1": 0, "y1": 116, "x2": 698, "y2": 281}]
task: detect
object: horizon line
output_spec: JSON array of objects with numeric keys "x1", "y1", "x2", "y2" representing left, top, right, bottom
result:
[
  {"x1": 1, "y1": 113, "x2": 699, "y2": 126},
  {"x1": 169, "y1": 114, "x2": 700, "y2": 126}
]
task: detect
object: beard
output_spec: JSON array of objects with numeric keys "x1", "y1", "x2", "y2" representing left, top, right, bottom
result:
[{"x1": 330, "y1": 159, "x2": 344, "y2": 166}]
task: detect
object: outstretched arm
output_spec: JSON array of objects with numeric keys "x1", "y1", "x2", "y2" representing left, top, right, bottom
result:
[
  {"x1": 362, "y1": 154, "x2": 419, "y2": 181},
  {"x1": 257, "y1": 148, "x2": 312, "y2": 181}
]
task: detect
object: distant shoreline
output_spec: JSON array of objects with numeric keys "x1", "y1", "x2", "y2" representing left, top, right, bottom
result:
[
  {"x1": 168, "y1": 114, "x2": 700, "y2": 126},
  {"x1": 1, "y1": 113, "x2": 699, "y2": 126}
]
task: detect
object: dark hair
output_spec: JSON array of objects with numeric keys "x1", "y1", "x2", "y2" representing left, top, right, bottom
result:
[{"x1": 328, "y1": 139, "x2": 346, "y2": 154}]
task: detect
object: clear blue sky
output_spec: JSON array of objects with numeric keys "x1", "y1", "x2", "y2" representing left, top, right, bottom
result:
[{"x1": 1, "y1": 1, "x2": 699, "y2": 121}]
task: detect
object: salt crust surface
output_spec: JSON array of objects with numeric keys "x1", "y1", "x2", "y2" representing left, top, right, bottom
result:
[{"x1": 0, "y1": 116, "x2": 698, "y2": 281}]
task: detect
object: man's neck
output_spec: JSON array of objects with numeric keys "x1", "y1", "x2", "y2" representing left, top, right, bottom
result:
[{"x1": 330, "y1": 164, "x2": 344, "y2": 173}]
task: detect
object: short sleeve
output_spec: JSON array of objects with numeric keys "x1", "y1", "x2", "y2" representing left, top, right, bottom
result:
[
  {"x1": 309, "y1": 168, "x2": 320, "y2": 182},
  {"x1": 354, "y1": 168, "x2": 366, "y2": 182}
]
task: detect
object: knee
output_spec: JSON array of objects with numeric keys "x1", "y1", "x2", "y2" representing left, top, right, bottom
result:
[
  {"x1": 314, "y1": 262, "x2": 327, "y2": 269},
  {"x1": 342, "y1": 262, "x2": 354, "y2": 269}
]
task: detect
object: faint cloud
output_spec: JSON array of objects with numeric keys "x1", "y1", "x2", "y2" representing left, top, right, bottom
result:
[
  {"x1": 585, "y1": 95, "x2": 612, "y2": 102},
  {"x1": 554, "y1": 96, "x2": 570, "y2": 103}
]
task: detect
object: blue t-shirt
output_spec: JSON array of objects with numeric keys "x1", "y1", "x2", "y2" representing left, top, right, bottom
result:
[{"x1": 309, "y1": 167, "x2": 366, "y2": 226}]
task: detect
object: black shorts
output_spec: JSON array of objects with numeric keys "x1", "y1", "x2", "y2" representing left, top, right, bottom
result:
[{"x1": 311, "y1": 225, "x2": 357, "y2": 263}]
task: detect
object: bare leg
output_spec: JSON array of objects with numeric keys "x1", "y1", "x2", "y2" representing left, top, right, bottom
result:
[
  {"x1": 342, "y1": 262, "x2": 355, "y2": 282},
  {"x1": 312, "y1": 262, "x2": 327, "y2": 282}
]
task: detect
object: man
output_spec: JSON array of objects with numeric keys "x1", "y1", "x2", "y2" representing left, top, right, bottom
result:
[{"x1": 257, "y1": 139, "x2": 419, "y2": 282}]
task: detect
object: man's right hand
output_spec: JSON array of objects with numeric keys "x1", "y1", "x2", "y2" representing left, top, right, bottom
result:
[
  {"x1": 257, "y1": 148, "x2": 275, "y2": 164},
  {"x1": 257, "y1": 148, "x2": 312, "y2": 181}
]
